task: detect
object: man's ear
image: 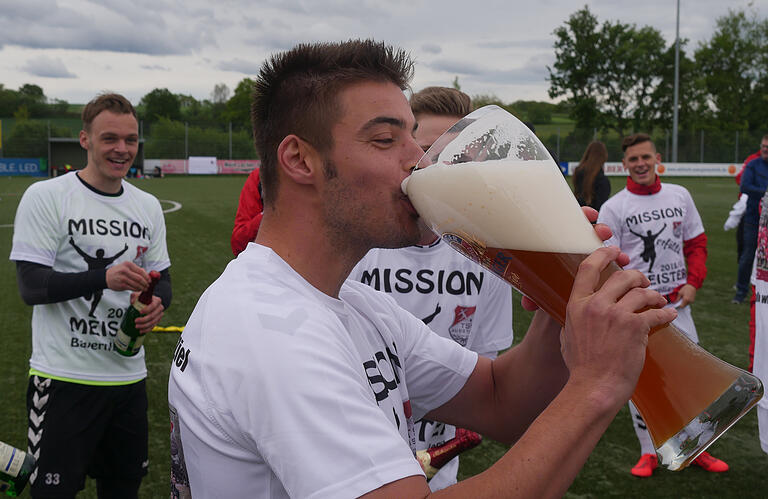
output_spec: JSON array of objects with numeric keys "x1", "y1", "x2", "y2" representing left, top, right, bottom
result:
[
  {"x1": 276, "y1": 134, "x2": 320, "y2": 185},
  {"x1": 79, "y1": 130, "x2": 89, "y2": 151}
]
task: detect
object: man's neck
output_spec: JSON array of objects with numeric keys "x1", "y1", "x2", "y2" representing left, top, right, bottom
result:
[
  {"x1": 255, "y1": 212, "x2": 365, "y2": 299},
  {"x1": 77, "y1": 164, "x2": 123, "y2": 194}
]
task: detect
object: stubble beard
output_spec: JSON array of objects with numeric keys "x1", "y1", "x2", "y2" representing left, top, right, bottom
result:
[{"x1": 321, "y1": 159, "x2": 420, "y2": 256}]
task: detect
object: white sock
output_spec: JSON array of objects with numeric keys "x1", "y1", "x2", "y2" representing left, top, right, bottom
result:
[{"x1": 629, "y1": 401, "x2": 656, "y2": 456}]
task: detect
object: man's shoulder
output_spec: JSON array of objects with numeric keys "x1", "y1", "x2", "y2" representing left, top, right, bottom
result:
[
  {"x1": 22, "y1": 173, "x2": 74, "y2": 197},
  {"x1": 747, "y1": 157, "x2": 768, "y2": 169},
  {"x1": 600, "y1": 188, "x2": 629, "y2": 210},
  {"x1": 660, "y1": 182, "x2": 695, "y2": 202},
  {"x1": 660, "y1": 182, "x2": 688, "y2": 194},
  {"x1": 122, "y1": 180, "x2": 161, "y2": 205},
  {"x1": 342, "y1": 278, "x2": 394, "y2": 304}
]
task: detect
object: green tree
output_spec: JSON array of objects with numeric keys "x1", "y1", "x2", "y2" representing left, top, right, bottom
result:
[
  {"x1": 649, "y1": 39, "x2": 709, "y2": 131},
  {"x1": 3, "y1": 120, "x2": 69, "y2": 157},
  {"x1": 13, "y1": 105, "x2": 30, "y2": 121},
  {"x1": 223, "y1": 78, "x2": 255, "y2": 133},
  {"x1": 547, "y1": 6, "x2": 604, "y2": 130},
  {"x1": 470, "y1": 93, "x2": 520, "y2": 117},
  {"x1": 178, "y1": 94, "x2": 214, "y2": 123},
  {"x1": 18, "y1": 83, "x2": 48, "y2": 117},
  {"x1": 139, "y1": 88, "x2": 182, "y2": 122},
  {"x1": 18, "y1": 84, "x2": 44, "y2": 102},
  {"x1": 143, "y1": 117, "x2": 256, "y2": 159},
  {"x1": 526, "y1": 104, "x2": 552, "y2": 125},
  {"x1": 548, "y1": 6, "x2": 666, "y2": 136},
  {"x1": 695, "y1": 8, "x2": 768, "y2": 131}
]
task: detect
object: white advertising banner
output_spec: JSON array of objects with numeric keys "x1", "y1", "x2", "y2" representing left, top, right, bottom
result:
[
  {"x1": 188, "y1": 156, "x2": 218, "y2": 175},
  {"x1": 568, "y1": 162, "x2": 742, "y2": 178}
]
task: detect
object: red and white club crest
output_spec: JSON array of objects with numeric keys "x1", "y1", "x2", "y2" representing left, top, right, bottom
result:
[
  {"x1": 134, "y1": 246, "x2": 148, "y2": 264},
  {"x1": 673, "y1": 221, "x2": 682, "y2": 238},
  {"x1": 448, "y1": 306, "x2": 476, "y2": 347}
]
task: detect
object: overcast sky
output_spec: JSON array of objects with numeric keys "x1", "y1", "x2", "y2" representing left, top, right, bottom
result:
[{"x1": 0, "y1": 0, "x2": 766, "y2": 106}]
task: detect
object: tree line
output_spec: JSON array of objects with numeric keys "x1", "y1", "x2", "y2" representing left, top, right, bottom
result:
[
  {"x1": 547, "y1": 5, "x2": 768, "y2": 138},
  {"x1": 1, "y1": 5, "x2": 766, "y2": 162}
]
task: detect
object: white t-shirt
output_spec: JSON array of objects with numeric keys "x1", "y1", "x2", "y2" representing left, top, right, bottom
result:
[
  {"x1": 349, "y1": 239, "x2": 513, "y2": 490},
  {"x1": 10, "y1": 172, "x2": 170, "y2": 383},
  {"x1": 752, "y1": 192, "x2": 768, "y2": 411},
  {"x1": 168, "y1": 243, "x2": 478, "y2": 499},
  {"x1": 598, "y1": 183, "x2": 705, "y2": 296}
]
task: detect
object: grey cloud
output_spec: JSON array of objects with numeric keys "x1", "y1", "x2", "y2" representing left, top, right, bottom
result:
[
  {"x1": 242, "y1": 16, "x2": 264, "y2": 29},
  {"x1": 475, "y1": 38, "x2": 553, "y2": 50},
  {"x1": 21, "y1": 55, "x2": 76, "y2": 78},
  {"x1": 250, "y1": 0, "x2": 390, "y2": 19},
  {"x1": 421, "y1": 43, "x2": 442, "y2": 54},
  {"x1": 217, "y1": 58, "x2": 262, "y2": 74},
  {"x1": 140, "y1": 64, "x2": 171, "y2": 71},
  {"x1": 0, "y1": 1, "x2": 208, "y2": 55},
  {"x1": 427, "y1": 56, "x2": 552, "y2": 85}
]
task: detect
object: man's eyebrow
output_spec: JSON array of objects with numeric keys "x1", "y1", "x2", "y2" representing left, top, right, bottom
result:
[
  {"x1": 100, "y1": 132, "x2": 138, "y2": 138},
  {"x1": 360, "y1": 116, "x2": 407, "y2": 132}
]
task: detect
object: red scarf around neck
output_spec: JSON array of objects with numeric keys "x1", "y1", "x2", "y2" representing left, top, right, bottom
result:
[{"x1": 626, "y1": 175, "x2": 661, "y2": 195}]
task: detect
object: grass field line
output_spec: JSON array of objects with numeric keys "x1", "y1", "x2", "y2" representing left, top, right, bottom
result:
[
  {"x1": 1, "y1": 199, "x2": 182, "y2": 229},
  {"x1": 160, "y1": 199, "x2": 182, "y2": 213}
]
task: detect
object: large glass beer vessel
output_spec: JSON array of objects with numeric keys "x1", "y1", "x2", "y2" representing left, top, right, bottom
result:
[{"x1": 402, "y1": 105, "x2": 763, "y2": 470}]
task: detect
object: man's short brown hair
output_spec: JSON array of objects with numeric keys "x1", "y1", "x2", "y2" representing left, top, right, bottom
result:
[
  {"x1": 621, "y1": 133, "x2": 655, "y2": 153},
  {"x1": 409, "y1": 87, "x2": 472, "y2": 118},
  {"x1": 81, "y1": 93, "x2": 137, "y2": 132},
  {"x1": 252, "y1": 39, "x2": 414, "y2": 207}
]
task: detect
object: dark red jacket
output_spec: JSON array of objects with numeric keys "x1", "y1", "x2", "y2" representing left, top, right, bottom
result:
[{"x1": 231, "y1": 168, "x2": 263, "y2": 256}]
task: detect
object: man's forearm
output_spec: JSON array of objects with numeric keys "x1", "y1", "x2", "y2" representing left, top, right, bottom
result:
[
  {"x1": 436, "y1": 379, "x2": 621, "y2": 499},
  {"x1": 16, "y1": 260, "x2": 107, "y2": 305},
  {"x1": 432, "y1": 310, "x2": 568, "y2": 444},
  {"x1": 485, "y1": 310, "x2": 569, "y2": 443},
  {"x1": 16, "y1": 261, "x2": 172, "y2": 309}
]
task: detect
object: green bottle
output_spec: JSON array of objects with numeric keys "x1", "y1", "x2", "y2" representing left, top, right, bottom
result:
[
  {"x1": 0, "y1": 441, "x2": 35, "y2": 497},
  {"x1": 114, "y1": 271, "x2": 161, "y2": 356}
]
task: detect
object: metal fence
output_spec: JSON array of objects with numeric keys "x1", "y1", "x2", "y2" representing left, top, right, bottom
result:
[
  {"x1": 541, "y1": 128, "x2": 766, "y2": 164},
  {"x1": 1, "y1": 118, "x2": 765, "y2": 166}
]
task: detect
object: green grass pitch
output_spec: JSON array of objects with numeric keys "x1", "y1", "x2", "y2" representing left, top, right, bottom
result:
[{"x1": 1, "y1": 174, "x2": 765, "y2": 497}]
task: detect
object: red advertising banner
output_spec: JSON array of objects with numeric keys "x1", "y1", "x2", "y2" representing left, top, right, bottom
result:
[
  {"x1": 144, "y1": 159, "x2": 260, "y2": 175},
  {"x1": 145, "y1": 159, "x2": 188, "y2": 175}
]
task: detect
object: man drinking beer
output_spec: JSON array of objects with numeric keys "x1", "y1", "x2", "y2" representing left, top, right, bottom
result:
[{"x1": 168, "y1": 40, "x2": 675, "y2": 497}]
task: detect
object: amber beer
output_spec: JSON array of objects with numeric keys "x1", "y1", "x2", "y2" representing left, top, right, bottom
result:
[
  {"x1": 403, "y1": 157, "x2": 762, "y2": 469},
  {"x1": 451, "y1": 245, "x2": 741, "y2": 447}
]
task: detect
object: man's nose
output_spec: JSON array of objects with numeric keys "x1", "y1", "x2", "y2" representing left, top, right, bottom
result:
[{"x1": 403, "y1": 136, "x2": 426, "y2": 170}]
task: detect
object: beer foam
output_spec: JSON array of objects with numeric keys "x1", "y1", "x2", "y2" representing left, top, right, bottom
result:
[{"x1": 403, "y1": 159, "x2": 602, "y2": 253}]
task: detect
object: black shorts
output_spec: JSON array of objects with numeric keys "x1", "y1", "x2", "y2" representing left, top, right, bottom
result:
[{"x1": 26, "y1": 376, "x2": 148, "y2": 497}]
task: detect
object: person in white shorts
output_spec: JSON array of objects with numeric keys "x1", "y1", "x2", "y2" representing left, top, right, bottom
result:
[
  {"x1": 597, "y1": 132, "x2": 727, "y2": 477},
  {"x1": 167, "y1": 39, "x2": 676, "y2": 499},
  {"x1": 349, "y1": 86, "x2": 514, "y2": 491}
]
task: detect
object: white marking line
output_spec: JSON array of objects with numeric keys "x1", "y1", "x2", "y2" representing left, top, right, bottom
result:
[
  {"x1": 161, "y1": 199, "x2": 182, "y2": 214},
  {"x1": 2, "y1": 200, "x2": 182, "y2": 228}
]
